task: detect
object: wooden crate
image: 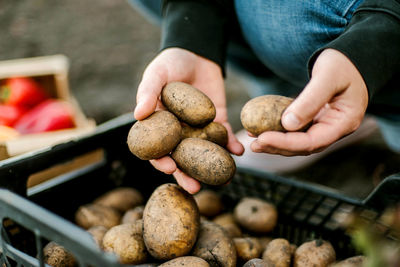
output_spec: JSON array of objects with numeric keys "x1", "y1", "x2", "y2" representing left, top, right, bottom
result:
[{"x1": 0, "y1": 55, "x2": 96, "y2": 160}]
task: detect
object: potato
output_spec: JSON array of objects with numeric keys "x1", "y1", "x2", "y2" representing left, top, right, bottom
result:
[
  {"x1": 233, "y1": 197, "x2": 277, "y2": 233},
  {"x1": 212, "y1": 213, "x2": 242, "y2": 238},
  {"x1": 172, "y1": 138, "x2": 236, "y2": 185},
  {"x1": 121, "y1": 206, "x2": 144, "y2": 224},
  {"x1": 240, "y1": 95, "x2": 294, "y2": 136},
  {"x1": 43, "y1": 242, "x2": 76, "y2": 267},
  {"x1": 220, "y1": 223, "x2": 242, "y2": 238},
  {"x1": 132, "y1": 265, "x2": 158, "y2": 267},
  {"x1": 243, "y1": 258, "x2": 276, "y2": 267},
  {"x1": 94, "y1": 187, "x2": 144, "y2": 212},
  {"x1": 75, "y1": 204, "x2": 121, "y2": 229},
  {"x1": 233, "y1": 237, "x2": 262, "y2": 262},
  {"x1": 294, "y1": 240, "x2": 336, "y2": 267},
  {"x1": 191, "y1": 220, "x2": 237, "y2": 267},
  {"x1": 159, "y1": 256, "x2": 210, "y2": 267},
  {"x1": 262, "y1": 238, "x2": 292, "y2": 267},
  {"x1": 181, "y1": 122, "x2": 228, "y2": 147},
  {"x1": 143, "y1": 183, "x2": 200, "y2": 260},
  {"x1": 330, "y1": 255, "x2": 365, "y2": 267},
  {"x1": 194, "y1": 190, "x2": 223, "y2": 217},
  {"x1": 213, "y1": 213, "x2": 236, "y2": 226},
  {"x1": 102, "y1": 220, "x2": 148, "y2": 264},
  {"x1": 161, "y1": 82, "x2": 216, "y2": 127},
  {"x1": 127, "y1": 110, "x2": 181, "y2": 160},
  {"x1": 87, "y1": 225, "x2": 108, "y2": 249}
]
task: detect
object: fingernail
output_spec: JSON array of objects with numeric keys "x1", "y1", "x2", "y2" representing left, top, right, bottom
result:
[
  {"x1": 282, "y1": 112, "x2": 300, "y2": 130},
  {"x1": 134, "y1": 102, "x2": 144, "y2": 118}
]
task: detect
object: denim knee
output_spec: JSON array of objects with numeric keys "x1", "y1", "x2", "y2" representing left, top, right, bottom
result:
[{"x1": 234, "y1": 0, "x2": 363, "y2": 87}]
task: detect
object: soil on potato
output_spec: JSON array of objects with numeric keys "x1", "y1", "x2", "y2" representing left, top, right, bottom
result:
[{"x1": 2, "y1": 0, "x2": 399, "y2": 198}]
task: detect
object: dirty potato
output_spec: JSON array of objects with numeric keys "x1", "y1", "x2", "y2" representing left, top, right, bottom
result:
[
  {"x1": 75, "y1": 203, "x2": 121, "y2": 229},
  {"x1": 233, "y1": 237, "x2": 262, "y2": 262},
  {"x1": 87, "y1": 225, "x2": 108, "y2": 249},
  {"x1": 240, "y1": 95, "x2": 294, "y2": 136},
  {"x1": 127, "y1": 110, "x2": 181, "y2": 160},
  {"x1": 159, "y1": 256, "x2": 210, "y2": 267},
  {"x1": 191, "y1": 220, "x2": 237, "y2": 267},
  {"x1": 243, "y1": 258, "x2": 276, "y2": 267},
  {"x1": 161, "y1": 82, "x2": 216, "y2": 127},
  {"x1": 143, "y1": 183, "x2": 200, "y2": 260},
  {"x1": 330, "y1": 255, "x2": 366, "y2": 267},
  {"x1": 102, "y1": 220, "x2": 148, "y2": 264},
  {"x1": 262, "y1": 238, "x2": 292, "y2": 267},
  {"x1": 43, "y1": 242, "x2": 76, "y2": 267},
  {"x1": 181, "y1": 122, "x2": 228, "y2": 147},
  {"x1": 121, "y1": 206, "x2": 144, "y2": 224},
  {"x1": 294, "y1": 240, "x2": 336, "y2": 267},
  {"x1": 233, "y1": 197, "x2": 277, "y2": 234},
  {"x1": 212, "y1": 213, "x2": 242, "y2": 238},
  {"x1": 172, "y1": 138, "x2": 236, "y2": 185},
  {"x1": 94, "y1": 187, "x2": 143, "y2": 213},
  {"x1": 213, "y1": 213, "x2": 236, "y2": 226},
  {"x1": 194, "y1": 190, "x2": 223, "y2": 217}
]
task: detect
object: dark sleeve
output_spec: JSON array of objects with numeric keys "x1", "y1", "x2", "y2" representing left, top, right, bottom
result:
[
  {"x1": 161, "y1": 0, "x2": 231, "y2": 74},
  {"x1": 308, "y1": 0, "x2": 400, "y2": 99}
]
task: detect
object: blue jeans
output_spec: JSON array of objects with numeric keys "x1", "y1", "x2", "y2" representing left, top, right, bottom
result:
[{"x1": 128, "y1": 0, "x2": 400, "y2": 152}]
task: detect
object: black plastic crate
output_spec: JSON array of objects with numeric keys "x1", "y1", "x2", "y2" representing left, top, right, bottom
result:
[{"x1": 0, "y1": 113, "x2": 399, "y2": 266}]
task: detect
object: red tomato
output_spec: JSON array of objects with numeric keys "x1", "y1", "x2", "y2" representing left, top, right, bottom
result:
[
  {"x1": 14, "y1": 99, "x2": 75, "y2": 134},
  {"x1": 0, "y1": 77, "x2": 48, "y2": 108},
  {"x1": 0, "y1": 104, "x2": 27, "y2": 126}
]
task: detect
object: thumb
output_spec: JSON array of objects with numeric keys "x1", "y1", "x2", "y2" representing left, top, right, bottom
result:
[
  {"x1": 281, "y1": 76, "x2": 338, "y2": 131},
  {"x1": 134, "y1": 65, "x2": 166, "y2": 120}
]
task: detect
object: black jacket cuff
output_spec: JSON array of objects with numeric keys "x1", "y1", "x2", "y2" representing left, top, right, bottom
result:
[{"x1": 161, "y1": 0, "x2": 229, "y2": 74}]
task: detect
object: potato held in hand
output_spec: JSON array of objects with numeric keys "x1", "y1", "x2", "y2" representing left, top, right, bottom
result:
[
  {"x1": 181, "y1": 122, "x2": 228, "y2": 147},
  {"x1": 127, "y1": 110, "x2": 181, "y2": 160},
  {"x1": 172, "y1": 138, "x2": 236, "y2": 186},
  {"x1": 143, "y1": 183, "x2": 200, "y2": 260},
  {"x1": 161, "y1": 82, "x2": 216, "y2": 127},
  {"x1": 240, "y1": 95, "x2": 293, "y2": 136}
]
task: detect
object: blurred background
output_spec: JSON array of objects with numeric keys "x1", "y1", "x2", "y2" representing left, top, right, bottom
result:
[
  {"x1": 1, "y1": 0, "x2": 400, "y2": 198},
  {"x1": 0, "y1": 0, "x2": 248, "y2": 128}
]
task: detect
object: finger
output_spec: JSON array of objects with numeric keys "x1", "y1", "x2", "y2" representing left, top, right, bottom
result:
[
  {"x1": 282, "y1": 75, "x2": 339, "y2": 132},
  {"x1": 247, "y1": 131, "x2": 257, "y2": 138},
  {"x1": 173, "y1": 169, "x2": 201, "y2": 194},
  {"x1": 149, "y1": 156, "x2": 176, "y2": 174},
  {"x1": 252, "y1": 120, "x2": 347, "y2": 155},
  {"x1": 134, "y1": 65, "x2": 167, "y2": 120},
  {"x1": 222, "y1": 122, "x2": 244, "y2": 156}
]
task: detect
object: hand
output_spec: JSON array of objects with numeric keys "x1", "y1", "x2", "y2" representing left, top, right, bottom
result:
[
  {"x1": 134, "y1": 47, "x2": 244, "y2": 193},
  {"x1": 250, "y1": 48, "x2": 369, "y2": 156}
]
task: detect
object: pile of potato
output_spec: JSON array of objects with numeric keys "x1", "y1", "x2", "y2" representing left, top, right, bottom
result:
[
  {"x1": 43, "y1": 184, "x2": 365, "y2": 267},
  {"x1": 127, "y1": 82, "x2": 235, "y2": 186}
]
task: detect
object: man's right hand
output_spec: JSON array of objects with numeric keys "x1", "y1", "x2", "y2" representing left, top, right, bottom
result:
[{"x1": 134, "y1": 47, "x2": 244, "y2": 194}]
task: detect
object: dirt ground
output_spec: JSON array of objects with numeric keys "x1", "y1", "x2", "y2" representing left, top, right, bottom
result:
[{"x1": 1, "y1": 0, "x2": 400, "y2": 199}]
